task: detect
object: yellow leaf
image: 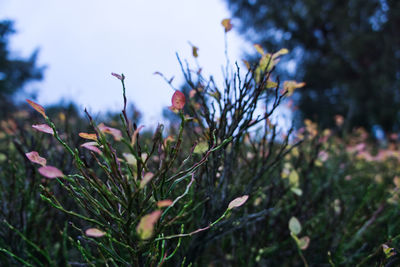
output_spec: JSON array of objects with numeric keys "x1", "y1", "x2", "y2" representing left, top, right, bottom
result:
[
  {"x1": 242, "y1": 59, "x2": 251, "y2": 70},
  {"x1": 79, "y1": 132, "x2": 98, "y2": 141},
  {"x1": 283, "y1": 81, "x2": 306, "y2": 96},
  {"x1": 123, "y1": 153, "x2": 137, "y2": 166},
  {"x1": 254, "y1": 44, "x2": 265, "y2": 55},
  {"x1": 272, "y1": 48, "x2": 289, "y2": 59},
  {"x1": 194, "y1": 141, "x2": 209, "y2": 154},
  {"x1": 192, "y1": 45, "x2": 199, "y2": 58},
  {"x1": 289, "y1": 170, "x2": 299, "y2": 187},
  {"x1": 221, "y1": 18, "x2": 233, "y2": 32},
  {"x1": 266, "y1": 80, "x2": 278, "y2": 89}
]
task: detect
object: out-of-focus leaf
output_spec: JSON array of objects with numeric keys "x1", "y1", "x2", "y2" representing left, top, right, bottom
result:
[
  {"x1": 228, "y1": 195, "x2": 249, "y2": 210},
  {"x1": 123, "y1": 153, "x2": 137, "y2": 166},
  {"x1": 170, "y1": 90, "x2": 185, "y2": 111},
  {"x1": 291, "y1": 187, "x2": 303, "y2": 196},
  {"x1": 289, "y1": 217, "x2": 302, "y2": 235},
  {"x1": 136, "y1": 210, "x2": 162, "y2": 240},
  {"x1": 298, "y1": 236, "x2": 310, "y2": 250},
  {"x1": 26, "y1": 99, "x2": 47, "y2": 118},
  {"x1": 38, "y1": 166, "x2": 64, "y2": 179},
  {"x1": 254, "y1": 44, "x2": 265, "y2": 55},
  {"x1": 98, "y1": 123, "x2": 122, "y2": 141},
  {"x1": 272, "y1": 48, "x2": 289, "y2": 59},
  {"x1": 131, "y1": 125, "x2": 145, "y2": 146},
  {"x1": 283, "y1": 81, "x2": 306, "y2": 96},
  {"x1": 79, "y1": 132, "x2": 97, "y2": 141},
  {"x1": 221, "y1": 18, "x2": 233, "y2": 32},
  {"x1": 194, "y1": 142, "x2": 208, "y2": 154},
  {"x1": 289, "y1": 170, "x2": 299, "y2": 187},
  {"x1": 32, "y1": 124, "x2": 54, "y2": 135},
  {"x1": 157, "y1": 199, "x2": 173, "y2": 208},
  {"x1": 140, "y1": 172, "x2": 154, "y2": 189},
  {"x1": 111, "y1": 72, "x2": 124, "y2": 81},
  {"x1": 81, "y1": 142, "x2": 102, "y2": 154},
  {"x1": 25, "y1": 151, "x2": 47, "y2": 166},
  {"x1": 192, "y1": 45, "x2": 199, "y2": 58},
  {"x1": 85, "y1": 228, "x2": 106, "y2": 238}
]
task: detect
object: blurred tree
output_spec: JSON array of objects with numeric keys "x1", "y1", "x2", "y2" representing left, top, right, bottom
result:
[
  {"x1": 0, "y1": 20, "x2": 44, "y2": 117},
  {"x1": 226, "y1": 0, "x2": 400, "y2": 132}
]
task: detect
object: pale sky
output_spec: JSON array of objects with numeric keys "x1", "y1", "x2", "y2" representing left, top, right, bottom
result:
[{"x1": 1, "y1": 0, "x2": 251, "y2": 127}]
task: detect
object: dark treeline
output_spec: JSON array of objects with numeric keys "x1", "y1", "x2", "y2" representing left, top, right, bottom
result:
[{"x1": 226, "y1": 0, "x2": 400, "y2": 133}]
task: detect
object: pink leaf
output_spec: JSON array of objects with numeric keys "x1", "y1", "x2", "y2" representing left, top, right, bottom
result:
[
  {"x1": 131, "y1": 125, "x2": 145, "y2": 146},
  {"x1": 25, "y1": 151, "x2": 47, "y2": 166},
  {"x1": 111, "y1": 72, "x2": 124, "y2": 81},
  {"x1": 170, "y1": 90, "x2": 185, "y2": 110},
  {"x1": 228, "y1": 195, "x2": 249, "y2": 210},
  {"x1": 98, "y1": 123, "x2": 122, "y2": 141},
  {"x1": 85, "y1": 228, "x2": 106, "y2": 238},
  {"x1": 38, "y1": 165, "x2": 64, "y2": 179},
  {"x1": 140, "y1": 172, "x2": 154, "y2": 189},
  {"x1": 157, "y1": 199, "x2": 173, "y2": 208},
  {"x1": 26, "y1": 99, "x2": 47, "y2": 118},
  {"x1": 32, "y1": 124, "x2": 54, "y2": 135},
  {"x1": 80, "y1": 142, "x2": 102, "y2": 154}
]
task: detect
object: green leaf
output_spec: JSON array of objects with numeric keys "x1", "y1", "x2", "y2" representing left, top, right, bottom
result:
[
  {"x1": 289, "y1": 216, "x2": 302, "y2": 235},
  {"x1": 194, "y1": 142, "x2": 208, "y2": 154},
  {"x1": 290, "y1": 187, "x2": 303, "y2": 196},
  {"x1": 289, "y1": 170, "x2": 299, "y2": 187}
]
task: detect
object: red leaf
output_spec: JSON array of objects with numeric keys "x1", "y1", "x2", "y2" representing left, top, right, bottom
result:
[
  {"x1": 32, "y1": 124, "x2": 54, "y2": 135},
  {"x1": 38, "y1": 166, "x2": 64, "y2": 179},
  {"x1": 171, "y1": 90, "x2": 185, "y2": 110},
  {"x1": 25, "y1": 151, "x2": 47, "y2": 166},
  {"x1": 26, "y1": 99, "x2": 47, "y2": 118}
]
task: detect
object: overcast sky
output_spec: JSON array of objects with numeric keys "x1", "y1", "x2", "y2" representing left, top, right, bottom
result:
[{"x1": 1, "y1": 0, "x2": 251, "y2": 127}]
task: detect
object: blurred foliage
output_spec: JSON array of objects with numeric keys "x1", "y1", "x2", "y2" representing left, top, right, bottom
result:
[
  {"x1": 0, "y1": 20, "x2": 44, "y2": 118},
  {"x1": 225, "y1": 0, "x2": 400, "y2": 132}
]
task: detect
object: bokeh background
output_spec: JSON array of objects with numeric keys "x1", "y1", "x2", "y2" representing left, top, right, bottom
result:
[
  {"x1": 1, "y1": 0, "x2": 399, "y2": 135},
  {"x1": 0, "y1": 0, "x2": 250, "y2": 126}
]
